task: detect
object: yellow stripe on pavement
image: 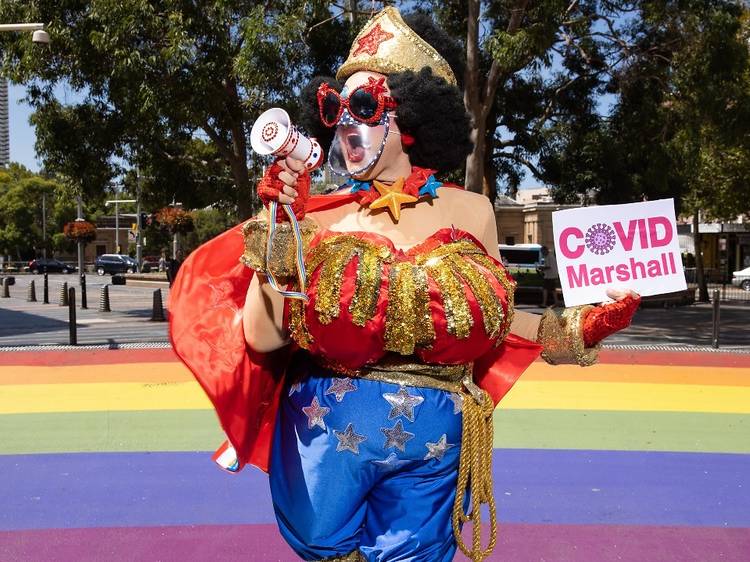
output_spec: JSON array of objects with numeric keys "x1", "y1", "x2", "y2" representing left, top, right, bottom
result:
[
  {"x1": 2, "y1": 379, "x2": 749, "y2": 415},
  {"x1": 500, "y1": 381, "x2": 750, "y2": 414},
  {"x1": 0, "y1": 382, "x2": 211, "y2": 414}
]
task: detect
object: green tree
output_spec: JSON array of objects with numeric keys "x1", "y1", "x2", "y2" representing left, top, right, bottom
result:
[
  {"x1": 0, "y1": 0, "x2": 363, "y2": 219},
  {"x1": 0, "y1": 164, "x2": 75, "y2": 261},
  {"x1": 542, "y1": 1, "x2": 750, "y2": 300}
]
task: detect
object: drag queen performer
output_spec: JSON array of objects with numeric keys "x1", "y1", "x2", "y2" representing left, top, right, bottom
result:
[{"x1": 170, "y1": 8, "x2": 639, "y2": 562}]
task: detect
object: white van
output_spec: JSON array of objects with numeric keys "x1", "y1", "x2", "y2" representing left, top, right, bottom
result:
[{"x1": 498, "y1": 244, "x2": 544, "y2": 270}]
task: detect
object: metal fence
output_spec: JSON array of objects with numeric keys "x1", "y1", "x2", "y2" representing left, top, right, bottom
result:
[{"x1": 684, "y1": 268, "x2": 750, "y2": 301}]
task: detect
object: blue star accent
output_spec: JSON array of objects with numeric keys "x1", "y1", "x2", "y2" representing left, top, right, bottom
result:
[
  {"x1": 418, "y1": 175, "x2": 442, "y2": 198},
  {"x1": 346, "y1": 178, "x2": 371, "y2": 193}
]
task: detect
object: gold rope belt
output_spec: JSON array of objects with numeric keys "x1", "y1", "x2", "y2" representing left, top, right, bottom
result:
[{"x1": 310, "y1": 356, "x2": 498, "y2": 562}]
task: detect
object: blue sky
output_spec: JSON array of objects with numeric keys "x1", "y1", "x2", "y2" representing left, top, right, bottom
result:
[{"x1": 8, "y1": 82, "x2": 41, "y2": 171}]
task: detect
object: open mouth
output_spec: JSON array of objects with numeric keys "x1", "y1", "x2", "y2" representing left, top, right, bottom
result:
[{"x1": 345, "y1": 132, "x2": 365, "y2": 163}]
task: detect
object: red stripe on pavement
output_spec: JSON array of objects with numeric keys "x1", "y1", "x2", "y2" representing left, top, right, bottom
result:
[
  {"x1": 0, "y1": 347, "x2": 746, "y2": 368},
  {"x1": 0, "y1": 348, "x2": 179, "y2": 366}
]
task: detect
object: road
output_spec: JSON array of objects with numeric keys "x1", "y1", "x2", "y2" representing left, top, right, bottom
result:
[
  {"x1": 0, "y1": 273, "x2": 169, "y2": 346},
  {"x1": 1, "y1": 273, "x2": 748, "y2": 350}
]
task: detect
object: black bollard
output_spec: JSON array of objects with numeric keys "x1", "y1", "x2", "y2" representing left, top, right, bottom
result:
[
  {"x1": 712, "y1": 289, "x2": 720, "y2": 349},
  {"x1": 99, "y1": 285, "x2": 111, "y2": 312},
  {"x1": 150, "y1": 288, "x2": 166, "y2": 321},
  {"x1": 2, "y1": 277, "x2": 9, "y2": 298},
  {"x1": 80, "y1": 274, "x2": 87, "y2": 309},
  {"x1": 27, "y1": 280, "x2": 37, "y2": 302},
  {"x1": 43, "y1": 273, "x2": 49, "y2": 304},
  {"x1": 68, "y1": 286, "x2": 77, "y2": 345},
  {"x1": 59, "y1": 282, "x2": 68, "y2": 306}
]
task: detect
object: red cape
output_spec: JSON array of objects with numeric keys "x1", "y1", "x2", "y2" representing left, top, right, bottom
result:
[{"x1": 169, "y1": 192, "x2": 542, "y2": 473}]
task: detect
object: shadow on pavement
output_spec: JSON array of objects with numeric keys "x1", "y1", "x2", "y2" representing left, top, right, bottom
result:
[
  {"x1": 0, "y1": 308, "x2": 69, "y2": 336},
  {"x1": 611, "y1": 302, "x2": 748, "y2": 347}
]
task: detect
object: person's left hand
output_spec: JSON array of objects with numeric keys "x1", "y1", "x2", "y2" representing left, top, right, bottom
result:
[{"x1": 582, "y1": 289, "x2": 641, "y2": 347}]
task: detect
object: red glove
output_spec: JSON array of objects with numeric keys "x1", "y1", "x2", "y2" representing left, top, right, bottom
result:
[
  {"x1": 256, "y1": 160, "x2": 311, "y2": 222},
  {"x1": 583, "y1": 294, "x2": 641, "y2": 347}
]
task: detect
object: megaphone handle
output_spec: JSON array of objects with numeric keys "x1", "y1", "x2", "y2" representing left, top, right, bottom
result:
[{"x1": 263, "y1": 200, "x2": 309, "y2": 301}]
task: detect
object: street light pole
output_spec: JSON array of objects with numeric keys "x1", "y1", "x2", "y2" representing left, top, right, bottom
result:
[
  {"x1": 41, "y1": 192, "x2": 47, "y2": 260},
  {"x1": 136, "y1": 163, "x2": 143, "y2": 272},
  {"x1": 0, "y1": 23, "x2": 46, "y2": 32},
  {"x1": 105, "y1": 198, "x2": 136, "y2": 254},
  {"x1": 170, "y1": 198, "x2": 183, "y2": 260}
]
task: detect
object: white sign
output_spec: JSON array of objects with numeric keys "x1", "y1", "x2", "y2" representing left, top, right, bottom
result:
[{"x1": 552, "y1": 199, "x2": 687, "y2": 306}]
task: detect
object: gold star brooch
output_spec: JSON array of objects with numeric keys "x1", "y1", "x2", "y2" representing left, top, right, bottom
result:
[{"x1": 368, "y1": 177, "x2": 418, "y2": 222}]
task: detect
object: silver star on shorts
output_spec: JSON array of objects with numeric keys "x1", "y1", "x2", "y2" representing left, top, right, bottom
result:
[
  {"x1": 381, "y1": 420, "x2": 415, "y2": 451},
  {"x1": 302, "y1": 396, "x2": 330, "y2": 431},
  {"x1": 448, "y1": 392, "x2": 463, "y2": 415},
  {"x1": 334, "y1": 423, "x2": 367, "y2": 454},
  {"x1": 289, "y1": 382, "x2": 302, "y2": 396},
  {"x1": 383, "y1": 387, "x2": 424, "y2": 422},
  {"x1": 424, "y1": 434, "x2": 455, "y2": 461},
  {"x1": 325, "y1": 378, "x2": 357, "y2": 402}
]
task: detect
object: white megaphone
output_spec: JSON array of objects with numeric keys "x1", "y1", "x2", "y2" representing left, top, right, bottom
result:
[{"x1": 250, "y1": 108, "x2": 324, "y2": 171}]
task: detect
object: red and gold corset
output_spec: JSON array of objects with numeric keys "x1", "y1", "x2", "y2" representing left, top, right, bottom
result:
[{"x1": 286, "y1": 228, "x2": 515, "y2": 370}]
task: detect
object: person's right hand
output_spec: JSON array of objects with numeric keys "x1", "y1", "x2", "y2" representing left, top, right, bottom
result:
[{"x1": 256, "y1": 156, "x2": 311, "y2": 221}]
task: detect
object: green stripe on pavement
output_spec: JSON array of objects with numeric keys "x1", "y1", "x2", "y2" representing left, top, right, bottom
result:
[
  {"x1": 493, "y1": 409, "x2": 750, "y2": 453},
  {"x1": 1, "y1": 408, "x2": 747, "y2": 455},
  {"x1": 0, "y1": 410, "x2": 224, "y2": 454}
]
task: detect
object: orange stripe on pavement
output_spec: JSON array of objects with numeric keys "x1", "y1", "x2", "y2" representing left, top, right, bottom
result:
[
  {"x1": 515, "y1": 362, "x2": 750, "y2": 386},
  {"x1": 0, "y1": 363, "x2": 193, "y2": 385}
]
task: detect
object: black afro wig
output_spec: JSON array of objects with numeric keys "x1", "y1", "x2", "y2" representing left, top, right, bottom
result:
[
  {"x1": 388, "y1": 67, "x2": 472, "y2": 173},
  {"x1": 298, "y1": 12, "x2": 472, "y2": 175}
]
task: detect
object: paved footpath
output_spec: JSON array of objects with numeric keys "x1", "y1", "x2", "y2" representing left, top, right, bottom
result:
[
  {"x1": 0, "y1": 274, "x2": 170, "y2": 346},
  {"x1": 0, "y1": 347, "x2": 748, "y2": 561}
]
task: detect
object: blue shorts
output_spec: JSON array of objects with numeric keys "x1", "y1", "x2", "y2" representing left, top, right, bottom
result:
[{"x1": 269, "y1": 369, "x2": 464, "y2": 561}]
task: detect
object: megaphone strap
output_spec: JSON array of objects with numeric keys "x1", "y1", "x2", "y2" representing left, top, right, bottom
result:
[{"x1": 264, "y1": 200, "x2": 310, "y2": 302}]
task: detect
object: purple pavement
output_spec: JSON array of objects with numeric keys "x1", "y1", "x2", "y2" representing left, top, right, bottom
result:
[{"x1": 2, "y1": 450, "x2": 749, "y2": 530}]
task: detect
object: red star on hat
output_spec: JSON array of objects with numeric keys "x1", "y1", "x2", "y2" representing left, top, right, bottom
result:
[{"x1": 352, "y1": 23, "x2": 394, "y2": 57}]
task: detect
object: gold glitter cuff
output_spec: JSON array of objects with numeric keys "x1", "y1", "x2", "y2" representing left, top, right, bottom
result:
[
  {"x1": 313, "y1": 550, "x2": 365, "y2": 562},
  {"x1": 239, "y1": 211, "x2": 318, "y2": 279},
  {"x1": 537, "y1": 306, "x2": 600, "y2": 367}
]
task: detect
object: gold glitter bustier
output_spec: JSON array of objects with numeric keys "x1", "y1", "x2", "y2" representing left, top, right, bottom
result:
[{"x1": 286, "y1": 228, "x2": 515, "y2": 370}]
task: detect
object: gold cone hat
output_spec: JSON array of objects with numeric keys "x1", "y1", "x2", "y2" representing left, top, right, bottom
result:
[{"x1": 336, "y1": 7, "x2": 457, "y2": 86}]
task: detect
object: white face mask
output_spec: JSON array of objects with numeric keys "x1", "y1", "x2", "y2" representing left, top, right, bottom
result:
[{"x1": 327, "y1": 110, "x2": 391, "y2": 177}]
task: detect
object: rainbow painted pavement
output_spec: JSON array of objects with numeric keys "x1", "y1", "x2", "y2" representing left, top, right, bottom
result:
[{"x1": 0, "y1": 348, "x2": 748, "y2": 561}]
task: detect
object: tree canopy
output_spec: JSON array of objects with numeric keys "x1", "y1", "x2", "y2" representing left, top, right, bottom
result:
[
  {"x1": 1, "y1": 0, "x2": 749, "y2": 226},
  {"x1": 0, "y1": 164, "x2": 75, "y2": 260},
  {"x1": 0, "y1": 0, "x2": 358, "y2": 218}
]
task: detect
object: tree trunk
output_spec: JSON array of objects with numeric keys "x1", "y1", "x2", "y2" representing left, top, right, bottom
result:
[
  {"x1": 692, "y1": 211, "x2": 709, "y2": 302},
  {"x1": 483, "y1": 105, "x2": 498, "y2": 200},
  {"x1": 465, "y1": 128, "x2": 485, "y2": 193},
  {"x1": 463, "y1": 0, "x2": 529, "y2": 194},
  {"x1": 232, "y1": 156, "x2": 254, "y2": 220}
]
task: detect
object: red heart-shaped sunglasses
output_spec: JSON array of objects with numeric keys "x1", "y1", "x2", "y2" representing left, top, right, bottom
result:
[{"x1": 317, "y1": 77, "x2": 397, "y2": 127}]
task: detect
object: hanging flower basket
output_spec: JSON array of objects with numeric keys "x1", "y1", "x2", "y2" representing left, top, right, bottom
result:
[
  {"x1": 63, "y1": 220, "x2": 97, "y2": 244},
  {"x1": 155, "y1": 207, "x2": 195, "y2": 234}
]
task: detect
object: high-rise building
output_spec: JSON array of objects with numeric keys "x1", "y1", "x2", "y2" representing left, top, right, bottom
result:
[{"x1": 0, "y1": 78, "x2": 9, "y2": 167}]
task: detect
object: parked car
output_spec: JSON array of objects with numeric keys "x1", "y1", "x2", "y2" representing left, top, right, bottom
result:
[
  {"x1": 141, "y1": 255, "x2": 163, "y2": 273},
  {"x1": 94, "y1": 254, "x2": 138, "y2": 275},
  {"x1": 27, "y1": 258, "x2": 75, "y2": 274},
  {"x1": 731, "y1": 266, "x2": 750, "y2": 291}
]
